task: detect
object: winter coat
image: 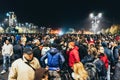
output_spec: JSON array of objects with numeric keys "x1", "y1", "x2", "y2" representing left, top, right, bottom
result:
[
  {"x1": 104, "y1": 47, "x2": 114, "y2": 64},
  {"x1": 32, "y1": 46, "x2": 41, "y2": 61},
  {"x1": 8, "y1": 56, "x2": 40, "y2": 80},
  {"x1": 66, "y1": 46, "x2": 80, "y2": 67},
  {"x1": 113, "y1": 46, "x2": 119, "y2": 63},
  {"x1": 113, "y1": 61, "x2": 120, "y2": 80},
  {"x1": 81, "y1": 55, "x2": 94, "y2": 64},
  {"x1": 94, "y1": 58, "x2": 107, "y2": 80},
  {"x1": 98, "y1": 53, "x2": 109, "y2": 69},
  {"x1": 78, "y1": 44, "x2": 88, "y2": 60},
  {"x1": 41, "y1": 48, "x2": 65, "y2": 70}
]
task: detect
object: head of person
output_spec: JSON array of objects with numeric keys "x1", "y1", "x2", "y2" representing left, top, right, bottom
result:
[
  {"x1": 68, "y1": 42, "x2": 75, "y2": 49},
  {"x1": 23, "y1": 46, "x2": 33, "y2": 61},
  {"x1": 97, "y1": 45, "x2": 104, "y2": 54},
  {"x1": 33, "y1": 39, "x2": 40, "y2": 46},
  {"x1": 5, "y1": 39, "x2": 10, "y2": 45},
  {"x1": 34, "y1": 68, "x2": 48, "y2": 80},
  {"x1": 73, "y1": 62, "x2": 88, "y2": 80},
  {"x1": 90, "y1": 47, "x2": 98, "y2": 58}
]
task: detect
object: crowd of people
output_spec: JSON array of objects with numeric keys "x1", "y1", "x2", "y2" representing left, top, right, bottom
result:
[{"x1": 0, "y1": 33, "x2": 120, "y2": 80}]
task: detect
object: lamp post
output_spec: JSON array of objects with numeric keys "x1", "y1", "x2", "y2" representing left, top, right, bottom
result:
[{"x1": 89, "y1": 13, "x2": 102, "y2": 34}]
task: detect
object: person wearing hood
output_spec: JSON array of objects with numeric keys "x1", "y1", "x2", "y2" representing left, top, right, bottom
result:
[
  {"x1": 41, "y1": 43, "x2": 65, "y2": 80},
  {"x1": 66, "y1": 41, "x2": 80, "y2": 80},
  {"x1": 66, "y1": 42, "x2": 80, "y2": 69}
]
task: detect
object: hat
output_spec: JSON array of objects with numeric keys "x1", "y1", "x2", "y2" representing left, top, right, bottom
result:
[
  {"x1": 69, "y1": 42, "x2": 75, "y2": 47},
  {"x1": 23, "y1": 47, "x2": 33, "y2": 54}
]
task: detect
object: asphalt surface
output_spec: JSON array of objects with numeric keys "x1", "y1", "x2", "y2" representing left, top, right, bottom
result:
[
  {"x1": 0, "y1": 54, "x2": 9, "y2": 80},
  {"x1": 0, "y1": 63, "x2": 9, "y2": 80}
]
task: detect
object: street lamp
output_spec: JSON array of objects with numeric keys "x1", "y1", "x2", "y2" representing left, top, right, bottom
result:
[{"x1": 89, "y1": 12, "x2": 102, "y2": 34}]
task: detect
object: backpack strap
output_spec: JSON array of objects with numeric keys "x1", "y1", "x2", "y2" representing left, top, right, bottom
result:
[
  {"x1": 21, "y1": 58, "x2": 36, "y2": 71},
  {"x1": 93, "y1": 58, "x2": 99, "y2": 64}
]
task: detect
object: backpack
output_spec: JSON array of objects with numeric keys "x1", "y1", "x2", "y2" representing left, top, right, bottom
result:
[{"x1": 84, "y1": 62, "x2": 98, "y2": 80}]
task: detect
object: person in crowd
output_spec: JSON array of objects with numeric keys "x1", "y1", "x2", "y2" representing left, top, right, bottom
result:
[
  {"x1": 32, "y1": 39, "x2": 41, "y2": 63},
  {"x1": 81, "y1": 47, "x2": 95, "y2": 64},
  {"x1": 66, "y1": 41, "x2": 80, "y2": 79},
  {"x1": 72, "y1": 62, "x2": 89, "y2": 80},
  {"x1": 13, "y1": 40, "x2": 23, "y2": 60},
  {"x1": 10, "y1": 35, "x2": 16, "y2": 46},
  {"x1": 102, "y1": 42, "x2": 114, "y2": 80},
  {"x1": 8, "y1": 46, "x2": 40, "y2": 80},
  {"x1": 66, "y1": 41, "x2": 80, "y2": 69},
  {"x1": 34, "y1": 68, "x2": 49, "y2": 80},
  {"x1": 41, "y1": 43, "x2": 50, "y2": 56},
  {"x1": 41, "y1": 43, "x2": 65, "y2": 80},
  {"x1": 97, "y1": 45, "x2": 108, "y2": 80},
  {"x1": 0, "y1": 39, "x2": 13, "y2": 74},
  {"x1": 15, "y1": 34, "x2": 21, "y2": 44},
  {"x1": 97, "y1": 45, "x2": 109, "y2": 70},
  {"x1": 113, "y1": 49, "x2": 120, "y2": 80},
  {"x1": 21, "y1": 34, "x2": 27, "y2": 46}
]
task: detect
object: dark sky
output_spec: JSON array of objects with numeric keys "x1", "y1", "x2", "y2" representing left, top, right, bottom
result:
[{"x1": 0, "y1": 0, "x2": 120, "y2": 28}]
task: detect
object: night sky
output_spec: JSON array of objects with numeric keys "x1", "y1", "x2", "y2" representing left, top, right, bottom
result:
[{"x1": 0, "y1": 0, "x2": 120, "y2": 28}]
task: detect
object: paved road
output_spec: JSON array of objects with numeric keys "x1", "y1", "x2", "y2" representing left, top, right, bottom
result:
[
  {"x1": 0, "y1": 65, "x2": 9, "y2": 80},
  {"x1": 0, "y1": 55, "x2": 9, "y2": 80}
]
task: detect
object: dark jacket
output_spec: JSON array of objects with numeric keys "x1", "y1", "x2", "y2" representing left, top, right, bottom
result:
[
  {"x1": 113, "y1": 61, "x2": 120, "y2": 80},
  {"x1": 32, "y1": 46, "x2": 41, "y2": 61},
  {"x1": 104, "y1": 47, "x2": 114, "y2": 63},
  {"x1": 113, "y1": 46, "x2": 119, "y2": 63},
  {"x1": 13, "y1": 44, "x2": 23, "y2": 59},
  {"x1": 81, "y1": 54, "x2": 94, "y2": 64},
  {"x1": 94, "y1": 58, "x2": 107, "y2": 80},
  {"x1": 78, "y1": 44, "x2": 88, "y2": 60}
]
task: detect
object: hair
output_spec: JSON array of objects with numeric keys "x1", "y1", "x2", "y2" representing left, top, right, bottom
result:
[
  {"x1": 73, "y1": 62, "x2": 89, "y2": 80},
  {"x1": 91, "y1": 47, "x2": 98, "y2": 58}
]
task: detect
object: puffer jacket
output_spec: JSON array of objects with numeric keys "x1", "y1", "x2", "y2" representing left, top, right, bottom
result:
[
  {"x1": 41, "y1": 48, "x2": 65, "y2": 70},
  {"x1": 98, "y1": 53, "x2": 109, "y2": 69},
  {"x1": 66, "y1": 46, "x2": 80, "y2": 67}
]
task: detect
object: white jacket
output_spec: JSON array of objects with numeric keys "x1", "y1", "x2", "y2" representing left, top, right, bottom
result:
[{"x1": 2, "y1": 43, "x2": 13, "y2": 56}]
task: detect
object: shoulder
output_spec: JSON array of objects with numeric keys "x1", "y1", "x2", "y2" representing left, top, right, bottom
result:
[
  {"x1": 11, "y1": 58, "x2": 22, "y2": 66},
  {"x1": 33, "y1": 57, "x2": 40, "y2": 63},
  {"x1": 116, "y1": 61, "x2": 120, "y2": 67}
]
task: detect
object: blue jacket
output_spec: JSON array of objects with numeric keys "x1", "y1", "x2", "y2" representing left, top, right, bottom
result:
[{"x1": 41, "y1": 48, "x2": 65, "y2": 70}]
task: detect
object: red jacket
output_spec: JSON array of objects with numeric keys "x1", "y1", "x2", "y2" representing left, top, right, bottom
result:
[
  {"x1": 66, "y1": 46, "x2": 80, "y2": 67},
  {"x1": 99, "y1": 53, "x2": 109, "y2": 69}
]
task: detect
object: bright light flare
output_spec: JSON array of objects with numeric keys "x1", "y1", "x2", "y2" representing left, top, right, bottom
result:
[
  {"x1": 59, "y1": 31, "x2": 64, "y2": 36},
  {"x1": 89, "y1": 13, "x2": 94, "y2": 18},
  {"x1": 98, "y1": 13, "x2": 102, "y2": 18}
]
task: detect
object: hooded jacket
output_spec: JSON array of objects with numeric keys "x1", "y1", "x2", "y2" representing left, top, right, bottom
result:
[
  {"x1": 41, "y1": 48, "x2": 65, "y2": 70},
  {"x1": 98, "y1": 53, "x2": 109, "y2": 69},
  {"x1": 66, "y1": 46, "x2": 80, "y2": 67}
]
